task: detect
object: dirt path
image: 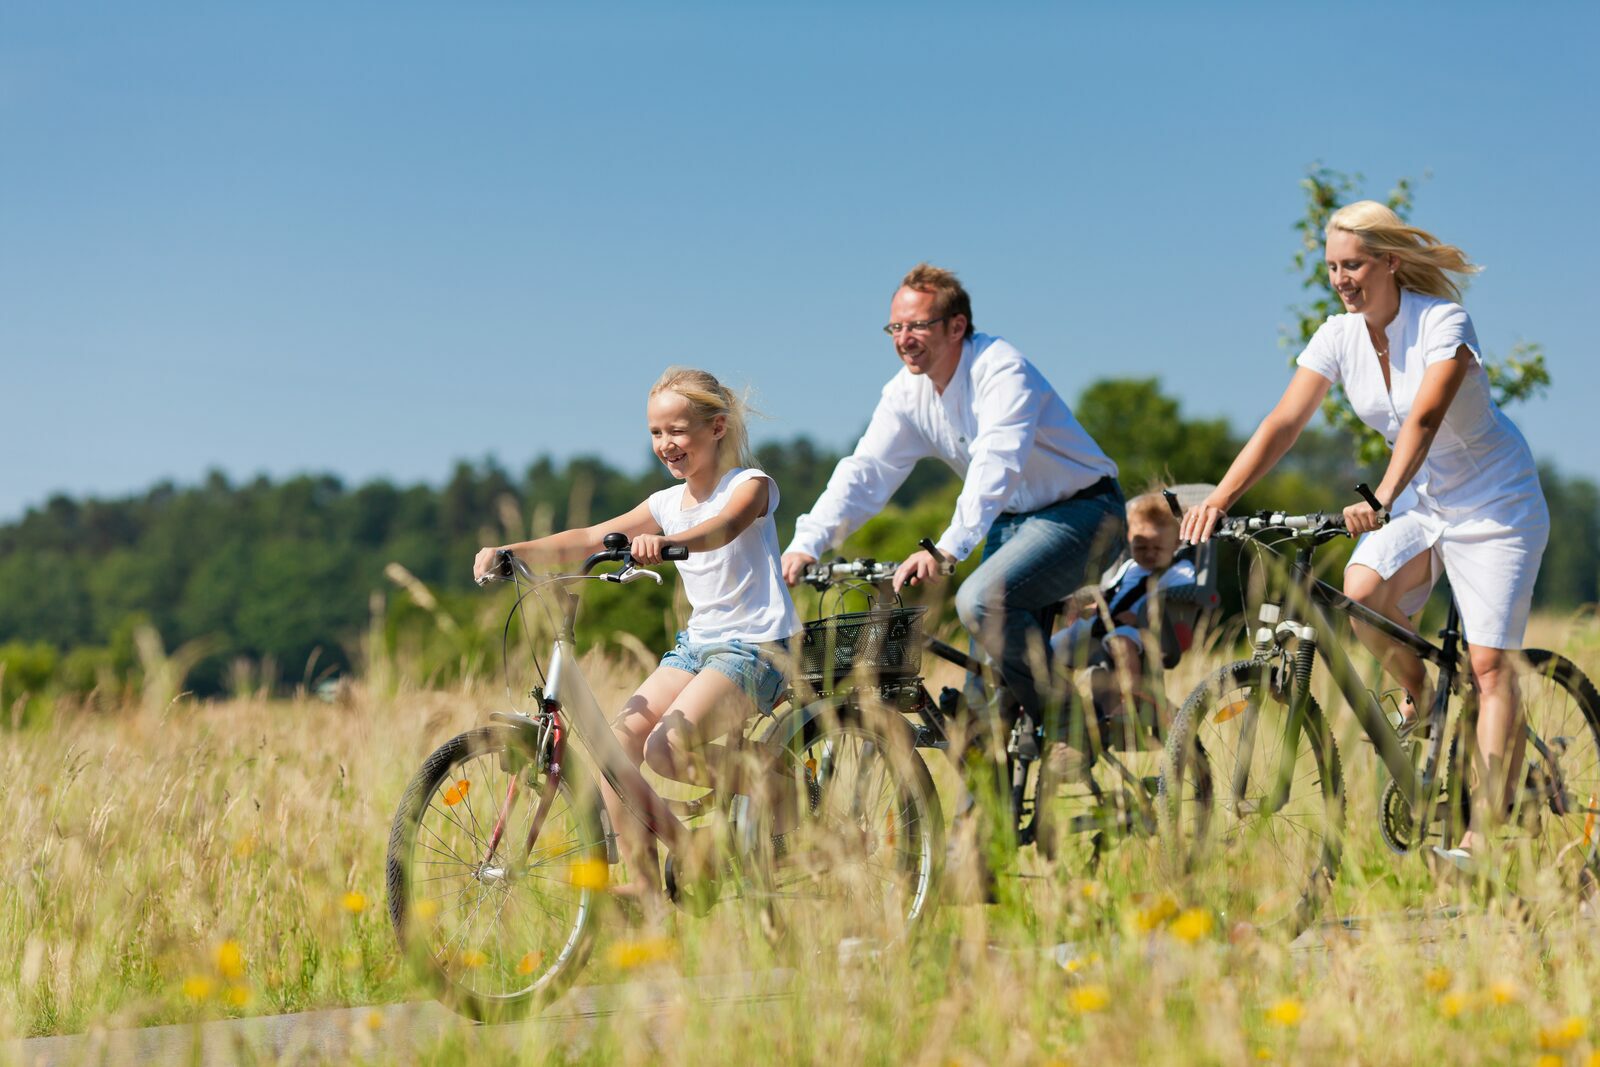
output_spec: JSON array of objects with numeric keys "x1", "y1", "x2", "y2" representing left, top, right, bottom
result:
[{"x1": 6, "y1": 970, "x2": 797, "y2": 1067}]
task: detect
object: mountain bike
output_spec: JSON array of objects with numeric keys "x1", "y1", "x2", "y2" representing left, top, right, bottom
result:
[
  {"x1": 1158, "y1": 489, "x2": 1600, "y2": 933},
  {"x1": 385, "y1": 535, "x2": 940, "y2": 1020}
]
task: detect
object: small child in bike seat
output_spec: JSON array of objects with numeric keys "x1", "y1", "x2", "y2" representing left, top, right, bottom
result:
[
  {"x1": 470, "y1": 367, "x2": 801, "y2": 907},
  {"x1": 1045, "y1": 491, "x2": 1197, "y2": 776}
]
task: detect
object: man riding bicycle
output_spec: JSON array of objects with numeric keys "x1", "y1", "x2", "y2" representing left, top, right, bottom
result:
[{"x1": 780, "y1": 262, "x2": 1126, "y2": 771}]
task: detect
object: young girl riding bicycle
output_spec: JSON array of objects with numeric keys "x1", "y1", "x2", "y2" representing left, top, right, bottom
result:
[{"x1": 471, "y1": 367, "x2": 801, "y2": 905}]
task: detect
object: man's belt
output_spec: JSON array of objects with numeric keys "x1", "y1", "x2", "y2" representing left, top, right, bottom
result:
[{"x1": 1001, "y1": 475, "x2": 1120, "y2": 517}]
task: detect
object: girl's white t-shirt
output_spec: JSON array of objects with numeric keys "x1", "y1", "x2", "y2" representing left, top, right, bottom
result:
[{"x1": 646, "y1": 468, "x2": 801, "y2": 644}]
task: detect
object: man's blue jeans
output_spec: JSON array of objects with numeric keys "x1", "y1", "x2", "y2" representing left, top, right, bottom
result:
[{"x1": 955, "y1": 484, "x2": 1126, "y2": 724}]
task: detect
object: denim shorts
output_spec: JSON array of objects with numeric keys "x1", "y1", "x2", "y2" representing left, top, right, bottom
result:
[{"x1": 659, "y1": 631, "x2": 790, "y2": 715}]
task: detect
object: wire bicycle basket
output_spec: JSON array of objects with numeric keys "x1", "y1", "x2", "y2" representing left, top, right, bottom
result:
[{"x1": 798, "y1": 606, "x2": 927, "y2": 689}]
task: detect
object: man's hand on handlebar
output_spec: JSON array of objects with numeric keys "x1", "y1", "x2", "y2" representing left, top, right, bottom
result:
[
  {"x1": 781, "y1": 551, "x2": 817, "y2": 588},
  {"x1": 893, "y1": 546, "x2": 956, "y2": 594}
]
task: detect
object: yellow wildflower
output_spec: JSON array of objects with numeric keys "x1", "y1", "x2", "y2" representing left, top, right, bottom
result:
[
  {"x1": 1423, "y1": 967, "x2": 1451, "y2": 993},
  {"x1": 214, "y1": 940, "x2": 245, "y2": 980},
  {"x1": 1487, "y1": 980, "x2": 1519, "y2": 1006},
  {"x1": 1265, "y1": 999, "x2": 1304, "y2": 1027},
  {"x1": 223, "y1": 984, "x2": 251, "y2": 1009},
  {"x1": 456, "y1": 949, "x2": 488, "y2": 969},
  {"x1": 1538, "y1": 1016, "x2": 1588, "y2": 1050},
  {"x1": 1255, "y1": 1049, "x2": 1273, "y2": 1062},
  {"x1": 181, "y1": 976, "x2": 214, "y2": 1002},
  {"x1": 1535, "y1": 1056, "x2": 1563, "y2": 1067},
  {"x1": 517, "y1": 950, "x2": 544, "y2": 976},
  {"x1": 605, "y1": 936, "x2": 676, "y2": 970},
  {"x1": 413, "y1": 898, "x2": 440, "y2": 921},
  {"x1": 364, "y1": 1010, "x2": 384, "y2": 1031},
  {"x1": 1169, "y1": 907, "x2": 1214, "y2": 943},
  {"x1": 1128, "y1": 893, "x2": 1180, "y2": 934},
  {"x1": 1439, "y1": 993, "x2": 1468, "y2": 1019},
  {"x1": 567, "y1": 858, "x2": 610, "y2": 890},
  {"x1": 1068, "y1": 984, "x2": 1111, "y2": 1014},
  {"x1": 341, "y1": 891, "x2": 368, "y2": 914},
  {"x1": 232, "y1": 834, "x2": 258, "y2": 860}
]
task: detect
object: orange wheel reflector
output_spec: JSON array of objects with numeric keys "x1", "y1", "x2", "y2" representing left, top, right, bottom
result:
[
  {"x1": 1214, "y1": 700, "x2": 1251, "y2": 724},
  {"x1": 442, "y1": 780, "x2": 472, "y2": 806},
  {"x1": 805, "y1": 758, "x2": 818, "y2": 776},
  {"x1": 1584, "y1": 796, "x2": 1598, "y2": 846},
  {"x1": 517, "y1": 951, "x2": 544, "y2": 976},
  {"x1": 885, "y1": 811, "x2": 896, "y2": 847}
]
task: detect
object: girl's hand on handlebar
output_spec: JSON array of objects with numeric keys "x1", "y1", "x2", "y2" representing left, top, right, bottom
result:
[
  {"x1": 892, "y1": 547, "x2": 954, "y2": 594},
  {"x1": 1180, "y1": 500, "x2": 1229, "y2": 544},
  {"x1": 628, "y1": 534, "x2": 674, "y2": 565},
  {"x1": 1342, "y1": 500, "x2": 1386, "y2": 536},
  {"x1": 473, "y1": 546, "x2": 508, "y2": 582}
]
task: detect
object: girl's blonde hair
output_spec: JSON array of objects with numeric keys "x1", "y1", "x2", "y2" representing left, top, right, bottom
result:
[
  {"x1": 649, "y1": 366, "x2": 755, "y2": 471},
  {"x1": 1327, "y1": 200, "x2": 1481, "y2": 303}
]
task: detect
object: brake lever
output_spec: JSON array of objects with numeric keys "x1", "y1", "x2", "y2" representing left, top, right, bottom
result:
[{"x1": 604, "y1": 563, "x2": 663, "y2": 585}]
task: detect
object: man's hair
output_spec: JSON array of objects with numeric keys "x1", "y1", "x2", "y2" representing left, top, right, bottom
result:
[
  {"x1": 900, "y1": 263, "x2": 975, "y2": 338},
  {"x1": 1126, "y1": 492, "x2": 1179, "y2": 534}
]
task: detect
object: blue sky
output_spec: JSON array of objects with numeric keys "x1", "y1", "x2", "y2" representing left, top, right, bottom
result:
[{"x1": 3, "y1": 2, "x2": 1596, "y2": 522}]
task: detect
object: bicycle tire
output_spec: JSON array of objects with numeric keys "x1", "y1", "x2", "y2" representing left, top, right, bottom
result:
[
  {"x1": 771, "y1": 705, "x2": 943, "y2": 951},
  {"x1": 1159, "y1": 658, "x2": 1345, "y2": 934},
  {"x1": 386, "y1": 725, "x2": 606, "y2": 1020},
  {"x1": 1443, "y1": 648, "x2": 1600, "y2": 904}
]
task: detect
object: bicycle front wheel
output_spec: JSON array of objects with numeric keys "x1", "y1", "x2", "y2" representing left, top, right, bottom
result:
[
  {"x1": 770, "y1": 707, "x2": 943, "y2": 952},
  {"x1": 1446, "y1": 649, "x2": 1600, "y2": 906},
  {"x1": 1160, "y1": 659, "x2": 1344, "y2": 934},
  {"x1": 386, "y1": 726, "x2": 607, "y2": 1020}
]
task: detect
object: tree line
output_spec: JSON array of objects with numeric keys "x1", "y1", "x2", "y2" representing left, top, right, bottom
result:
[{"x1": 2, "y1": 374, "x2": 1596, "y2": 717}]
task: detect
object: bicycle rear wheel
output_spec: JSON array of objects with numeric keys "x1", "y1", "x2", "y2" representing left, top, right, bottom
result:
[
  {"x1": 767, "y1": 706, "x2": 943, "y2": 954},
  {"x1": 1445, "y1": 649, "x2": 1600, "y2": 907},
  {"x1": 1160, "y1": 659, "x2": 1344, "y2": 934},
  {"x1": 386, "y1": 725, "x2": 606, "y2": 1020}
]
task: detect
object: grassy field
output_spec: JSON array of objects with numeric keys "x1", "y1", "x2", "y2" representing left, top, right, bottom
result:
[{"x1": 3, "y1": 614, "x2": 1600, "y2": 1065}]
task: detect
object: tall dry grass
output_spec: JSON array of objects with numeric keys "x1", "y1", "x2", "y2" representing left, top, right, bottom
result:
[{"x1": 2, "y1": 614, "x2": 1599, "y2": 1064}]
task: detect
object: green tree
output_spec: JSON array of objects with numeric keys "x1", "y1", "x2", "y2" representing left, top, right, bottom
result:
[{"x1": 1074, "y1": 378, "x2": 1237, "y2": 494}]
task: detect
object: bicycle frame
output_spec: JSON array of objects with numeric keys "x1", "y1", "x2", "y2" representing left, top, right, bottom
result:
[
  {"x1": 478, "y1": 566, "x2": 699, "y2": 877},
  {"x1": 1255, "y1": 537, "x2": 1466, "y2": 821}
]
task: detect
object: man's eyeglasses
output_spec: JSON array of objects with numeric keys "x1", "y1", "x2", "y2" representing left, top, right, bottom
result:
[{"x1": 882, "y1": 316, "x2": 948, "y2": 337}]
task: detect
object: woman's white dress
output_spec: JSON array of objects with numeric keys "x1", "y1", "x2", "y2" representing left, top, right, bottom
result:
[{"x1": 1297, "y1": 289, "x2": 1548, "y2": 649}]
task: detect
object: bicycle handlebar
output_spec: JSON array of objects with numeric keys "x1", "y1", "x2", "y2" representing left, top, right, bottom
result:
[
  {"x1": 475, "y1": 536, "x2": 689, "y2": 586},
  {"x1": 1212, "y1": 511, "x2": 1349, "y2": 541},
  {"x1": 801, "y1": 537, "x2": 957, "y2": 589},
  {"x1": 1184, "y1": 483, "x2": 1391, "y2": 548}
]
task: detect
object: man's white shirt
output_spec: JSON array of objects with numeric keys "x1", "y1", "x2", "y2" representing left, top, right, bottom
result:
[{"x1": 787, "y1": 333, "x2": 1117, "y2": 562}]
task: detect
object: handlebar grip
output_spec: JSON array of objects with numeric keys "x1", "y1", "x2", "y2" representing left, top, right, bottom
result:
[
  {"x1": 1354, "y1": 483, "x2": 1386, "y2": 515},
  {"x1": 663, "y1": 545, "x2": 689, "y2": 561},
  {"x1": 916, "y1": 537, "x2": 957, "y2": 575},
  {"x1": 1161, "y1": 489, "x2": 1182, "y2": 519}
]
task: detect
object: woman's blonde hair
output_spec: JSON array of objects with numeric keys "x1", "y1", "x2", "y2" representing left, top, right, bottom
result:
[
  {"x1": 649, "y1": 366, "x2": 755, "y2": 471},
  {"x1": 1327, "y1": 200, "x2": 1480, "y2": 303}
]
